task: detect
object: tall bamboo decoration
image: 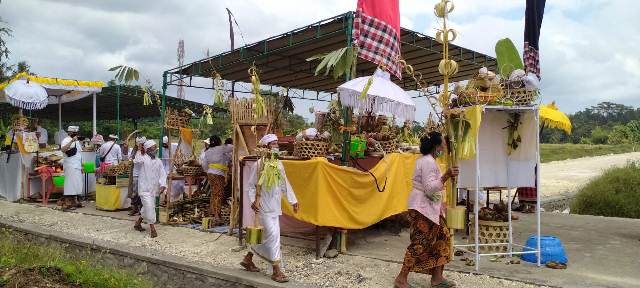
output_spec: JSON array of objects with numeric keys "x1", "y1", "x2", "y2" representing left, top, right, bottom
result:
[{"x1": 434, "y1": 0, "x2": 462, "y2": 256}]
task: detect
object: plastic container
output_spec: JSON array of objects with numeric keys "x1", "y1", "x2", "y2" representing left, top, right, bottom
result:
[
  {"x1": 52, "y1": 176, "x2": 65, "y2": 187},
  {"x1": 521, "y1": 235, "x2": 568, "y2": 264},
  {"x1": 350, "y1": 137, "x2": 366, "y2": 158},
  {"x1": 83, "y1": 162, "x2": 95, "y2": 173}
]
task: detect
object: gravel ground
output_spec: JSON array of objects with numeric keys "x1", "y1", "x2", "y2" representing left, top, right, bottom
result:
[
  {"x1": 539, "y1": 152, "x2": 640, "y2": 199},
  {"x1": 0, "y1": 201, "x2": 546, "y2": 288}
]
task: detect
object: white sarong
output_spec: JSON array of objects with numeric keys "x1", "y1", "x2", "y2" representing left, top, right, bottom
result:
[
  {"x1": 251, "y1": 214, "x2": 281, "y2": 264},
  {"x1": 61, "y1": 137, "x2": 83, "y2": 196},
  {"x1": 139, "y1": 193, "x2": 156, "y2": 224}
]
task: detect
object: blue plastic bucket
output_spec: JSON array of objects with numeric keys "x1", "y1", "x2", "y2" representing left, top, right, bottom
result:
[{"x1": 521, "y1": 235, "x2": 568, "y2": 264}]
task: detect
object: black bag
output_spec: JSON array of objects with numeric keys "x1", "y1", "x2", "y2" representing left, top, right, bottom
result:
[
  {"x1": 65, "y1": 146, "x2": 77, "y2": 157},
  {"x1": 100, "y1": 142, "x2": 116, "y2": 162}
]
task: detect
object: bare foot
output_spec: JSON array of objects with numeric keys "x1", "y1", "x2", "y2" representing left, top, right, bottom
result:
[{"x1": 150, "y1": 230, "x2": 158, "y2": 238}]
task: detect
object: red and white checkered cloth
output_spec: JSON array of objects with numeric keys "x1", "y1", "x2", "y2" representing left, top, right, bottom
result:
[
  {"x1": 524, "y1": 42, "x2": 541, "y2": 79},
  {"x1": 352, "y1": 0, "x2": 402, "y2": 79}
]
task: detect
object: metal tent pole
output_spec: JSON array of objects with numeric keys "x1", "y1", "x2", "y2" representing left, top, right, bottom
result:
[
  {"x1": 58, "y1": 96, "x2": 62, "y2": 132},
  {"x1": 116, "y1": 85, "x2": 121, "y2": 139},
  {"x1": 474, "y1": 115, "x2": 480, "y2": 271},
  {"x1": 535, "y1": 107, "x2": 541, "y2": 267},
  {"x1": 157, "y1": 72, "x2": 168, "y2": 222},
  {"x1": 92, "y1": 92, "x2": 97, "y2": 136}
]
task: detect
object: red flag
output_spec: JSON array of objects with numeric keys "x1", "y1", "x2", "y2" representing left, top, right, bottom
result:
[{"x1": 352, "y1": 0, "x2": 402, "y2": 79}]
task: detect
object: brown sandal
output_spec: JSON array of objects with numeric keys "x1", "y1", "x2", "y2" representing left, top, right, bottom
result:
[
  {"x1": 271, "y1": 273, "x2": 289, "y2": 283},
  {"x1": 546, "y1": 261, "x2": 567, "y2": 269},
  {"x1": 239, "y1": 261, "x2": 260, "y2": 272},
  {"x1": 134, "y1": 225, "x2": 145, "y2": 232}
]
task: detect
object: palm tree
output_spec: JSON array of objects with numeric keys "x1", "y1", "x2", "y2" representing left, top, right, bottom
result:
[{"x1": 108, "y1": 65, "x2": 139, "y2": 85}]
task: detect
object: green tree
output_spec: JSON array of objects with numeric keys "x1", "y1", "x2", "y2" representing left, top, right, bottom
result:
[
  {"x1": 589, "y1": 127, "x2": 610, "y2": 144},
  {"x1": 0, "y1": 10, "x2": 12, "y2": 82},
  {"x1": 608, "y1": 125, "x2": 631, "y2": 145}
]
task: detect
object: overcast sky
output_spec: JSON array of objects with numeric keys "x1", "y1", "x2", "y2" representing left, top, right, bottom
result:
[{"x1": 2, "y1": 0, "x2": 639, "y2": 122}]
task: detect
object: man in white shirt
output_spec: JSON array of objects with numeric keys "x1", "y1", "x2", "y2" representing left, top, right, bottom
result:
[
  {"x1": 133, "y1": 140, "x2": 167, "y2": 238},
  {"x1": 99, "y1": 134, "x2": 122, "y2": 165},
  {"x1": 35, "y1": 124, "x2": 48, "y2": 148},
  {"x1": 240, "y1": 134, "x2": 299, "y2": 283}
]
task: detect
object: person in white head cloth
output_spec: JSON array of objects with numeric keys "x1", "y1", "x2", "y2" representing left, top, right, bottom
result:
[
  {"x1": 60, "y1": 126, "x2": 83, "y2": 210},
  {"x1": 124, "y1": 135, "x2": 147, "y2": 216},
  {"x1": 98, "y1": 134, "x2": 122, "y2": 165},
  {"x1": 133, "y1": 140, "x2": 167, "y2": 238},
  {"x1": 240, "y1": 134, "x2": 299, "y2": 283}
]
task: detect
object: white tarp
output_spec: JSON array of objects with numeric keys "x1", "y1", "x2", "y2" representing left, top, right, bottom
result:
[{"x1": 457, "y1": 108, "x2": 538, "y2": 188}]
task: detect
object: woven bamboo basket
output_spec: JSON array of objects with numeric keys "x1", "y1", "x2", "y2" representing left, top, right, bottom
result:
[
  {"x1": 294, "y1": 141, "x2": 329, "y2": 158},
  {"x1": 164, "y1": 107, "x2": 192, "y2": 129},
  {"x1": 378, "y1": 138, "x2": 398, "y2": 153},
  {"x1": 458, "y1": 84, "x2": 503, "y2": 106},
  {"x1": 469, "y1": 220, "x2": 509, "y2": 253},
  {"x1": 182, "y1": 165, "x2": 204, "y2": 176},
  {"x1": 500, "y1": 80, "x2": 539, "y2": 106},
  {"x1": 219, "y1": 205, "x2": 231, "y2": 226}
]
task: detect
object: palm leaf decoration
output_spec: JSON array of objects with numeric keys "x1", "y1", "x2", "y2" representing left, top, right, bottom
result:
[
  {"x1": 108, "y1": 65, "x2": 140, "y2": 85},
  {"x1": 306, "y1": 47, "x2": 356, "y2": 80}
]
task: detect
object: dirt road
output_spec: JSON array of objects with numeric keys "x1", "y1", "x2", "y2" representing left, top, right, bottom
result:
[{"x1": 540, "y1": 152, "x2": 640, "y2": 199}]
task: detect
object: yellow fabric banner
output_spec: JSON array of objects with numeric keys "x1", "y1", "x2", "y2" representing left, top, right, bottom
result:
[
  {"x1": 457, "y1": 105, "x2": 482, "y2": 160},
  {"x1": 280, "y1": 153, "x2": 419, "y2": 229}
]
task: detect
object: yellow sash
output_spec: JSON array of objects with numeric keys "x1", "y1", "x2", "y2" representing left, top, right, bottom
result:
[{"x1": 208, "y1": 163, "x2": 229, "y2": 172}]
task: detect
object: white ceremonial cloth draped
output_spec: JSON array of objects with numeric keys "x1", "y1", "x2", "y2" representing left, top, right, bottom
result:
[{"x1": 457, "y1": 109, "x2": 537, "y2": 188}]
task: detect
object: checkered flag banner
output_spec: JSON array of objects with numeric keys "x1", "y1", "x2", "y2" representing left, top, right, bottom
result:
[
  {"x1": 352, "y1": 0, "x2": 402, "y2": 79},
  {"x1": 524, "y1": 0, "x2": 546, "y2": 79}
]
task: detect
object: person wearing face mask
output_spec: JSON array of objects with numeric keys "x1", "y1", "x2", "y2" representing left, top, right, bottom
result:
[
  {"x1": 240, "y1": 134, "x2": 299, "y2": 283},
  {"x1": 133, "y1": 140, "x2": 167, "y2": 238},
  {"x1": 394, "y1": 131, "x2": 459, "y2": 288},
  {"x1": 60, "y1": 126, "x2": 84, "y2": 210}
]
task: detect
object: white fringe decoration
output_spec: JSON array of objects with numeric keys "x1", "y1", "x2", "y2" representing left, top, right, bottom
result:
[{"x1": 338, "y1": 89, "x2": 416, "y2": 122}]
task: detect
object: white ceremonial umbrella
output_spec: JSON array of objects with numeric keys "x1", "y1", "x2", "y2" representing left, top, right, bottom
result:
[
  {"x1": 337, "y1": 68, "x2": 416, "y2": 121},
  {"x1": 3, "y1": 79, "x2": 49, "y2": 110}
]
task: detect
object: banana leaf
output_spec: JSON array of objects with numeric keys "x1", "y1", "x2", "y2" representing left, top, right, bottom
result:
[{"x1": 495, "y1": 38, "x2": 524, "y2": 79}]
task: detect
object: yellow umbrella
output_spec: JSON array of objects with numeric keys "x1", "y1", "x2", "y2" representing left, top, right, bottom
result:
[{"x1": 539, "y1": 101, "x2": 572, "y2": 134}]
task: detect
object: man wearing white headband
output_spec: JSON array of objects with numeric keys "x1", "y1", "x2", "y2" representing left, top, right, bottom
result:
[
  {"x1": 123, "y1": 135, "x2": 147, "y2": 216},
  {"x1": 132, "y1": 139, "x2": 167, "y2": 238},
  {"x1": 98, "y1": 133, "x2": 122, "y2": 165},
  {"x1": 60, "y1": 126, "x2": 83, "y2": 210},
  {"x1": 241, "y1": 134, "x2": 299, "y2": 283}
]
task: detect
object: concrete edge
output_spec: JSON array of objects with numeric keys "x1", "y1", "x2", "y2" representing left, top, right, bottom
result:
[
  {"x1": 0, "y1": 219, "x2": 315, "y2": 288},
  {"x1": 342, "y1": 252, "x2": 562, "y2": 288}
]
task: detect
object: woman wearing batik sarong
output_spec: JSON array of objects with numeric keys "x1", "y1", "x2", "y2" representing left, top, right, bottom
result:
[
  {"x1": 394, "y1": 132, "x2": 459, "y2": 288},
  {"x1": 200, "y1": 135, "x2": 233, "y2": 223}
]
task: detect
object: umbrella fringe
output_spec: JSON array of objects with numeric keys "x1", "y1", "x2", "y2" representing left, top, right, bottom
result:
[
  {"x1": 7, "y1": 97, "x2": 49, "y2": 110},
  {"x1": 338, "y1": 89, "x2": 415, "y2": 121}
]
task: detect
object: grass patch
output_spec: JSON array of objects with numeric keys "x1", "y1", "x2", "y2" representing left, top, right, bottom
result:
[
  {"x1": 0, "y1": 229, "x2": 152, "y2": 288},
  {"x1": 540, "y1": 144, "x2": 636, "y2": 163},
  {"x1": 570, "y1": 162, "x2": 640, "y2": 219}
]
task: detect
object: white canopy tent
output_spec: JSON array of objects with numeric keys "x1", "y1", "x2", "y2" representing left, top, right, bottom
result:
[{"x1": 0, "y1": 72, "x2": 104, "y2": 135}]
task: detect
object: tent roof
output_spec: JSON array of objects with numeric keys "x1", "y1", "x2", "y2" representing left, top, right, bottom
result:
[
  {"x1": 165, "y1": 12, "x2": 496, "y2": 94},
  {"x1": 0, "y1": 85, "x2": 225, "y2": 121}
]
